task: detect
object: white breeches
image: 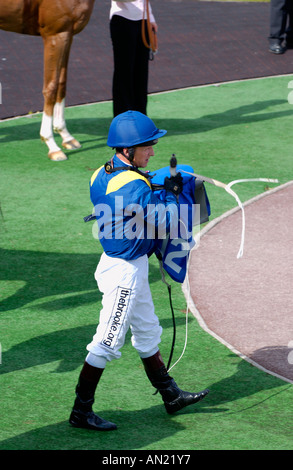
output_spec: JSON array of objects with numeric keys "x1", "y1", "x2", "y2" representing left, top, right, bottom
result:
[{"x1": 86, "y1": 253, "x2": 162, "y2": 364}]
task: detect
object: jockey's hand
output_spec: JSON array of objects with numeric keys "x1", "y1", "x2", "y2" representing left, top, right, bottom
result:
[{"x1": 164, "y1": 173, "x2": 183, "y2": 196}]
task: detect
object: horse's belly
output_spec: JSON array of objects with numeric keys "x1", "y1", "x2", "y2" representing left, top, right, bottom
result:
[{"x1": 0, "y1": 0, "x2": 40, "y2": 35}]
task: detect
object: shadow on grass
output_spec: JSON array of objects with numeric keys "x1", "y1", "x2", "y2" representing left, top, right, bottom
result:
[
  {"x1": 0, "y1": 247, "x2": 100, "y2": 312},
  {"x1": 0, "y1": 356, "x2": 288, "y2": 450},
  {"x1": 0, "y1": 247, "x2": 165, "y2": 313},
  {"x1": 0, "y1": 405, "x2": 189, "y2": 451},
  {"x1": 0, "y1": 314, "x2": 189, "y2": 375},
  {"x1": 0, "y1": 99, "x2": 290, "y2": 151}
]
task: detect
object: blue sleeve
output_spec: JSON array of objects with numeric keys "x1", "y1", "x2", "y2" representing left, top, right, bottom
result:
[{"x1": 131, "y1": 182, "x2": 180, "y2": 241}]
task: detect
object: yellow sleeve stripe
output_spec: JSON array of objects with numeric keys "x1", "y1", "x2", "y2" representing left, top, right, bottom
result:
[
  {"x1": 90, "y1": 166, "x2": 104, "y2": 186},
  {"x1": 106, "y1": 171, "x2": 152, "y2": 195}
]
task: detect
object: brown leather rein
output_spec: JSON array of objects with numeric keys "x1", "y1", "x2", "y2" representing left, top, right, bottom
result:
[{"x1": 142, "y1": 0, "x2": 158, "y2": 55}]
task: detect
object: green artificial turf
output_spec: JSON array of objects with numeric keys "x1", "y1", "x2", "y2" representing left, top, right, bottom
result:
[{"x1": 0, "y1": 76, "x2": 292, "y2": 451}]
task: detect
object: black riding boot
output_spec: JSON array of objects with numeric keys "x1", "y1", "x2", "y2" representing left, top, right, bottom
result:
[
  {"x1": 142, "y1": 350, "x2": 209, "y2": 414},
  {"x1": 69, "y1": 361, "x2": 117, "y2": 431}
]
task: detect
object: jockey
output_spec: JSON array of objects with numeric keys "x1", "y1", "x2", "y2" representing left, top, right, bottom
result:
[{"x1": 69, "y1": 111, "x2": 209, "y2": 431}]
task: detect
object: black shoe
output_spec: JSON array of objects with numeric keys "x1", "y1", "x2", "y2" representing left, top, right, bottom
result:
[
  {"x1": 269, "y1": 43, "x2": 286, "y2": 54},
  {"x1": 164, "y1": 386, "x2": 210, "y2": 414},
  {"x1": 69, "y1": 408, "x2": 117, "y2": 431},
  {"x1": 142, "y1": 351, "x2": 210, "y2": 414}
]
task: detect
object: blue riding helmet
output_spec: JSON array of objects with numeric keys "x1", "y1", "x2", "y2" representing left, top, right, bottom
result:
[{"x1": 107, "y1": 110, "x2": 167, "y2": 148}]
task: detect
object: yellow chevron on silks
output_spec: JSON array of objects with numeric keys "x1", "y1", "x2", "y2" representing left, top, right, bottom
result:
[
  {"x1": 105, "y1": 171, "x2": 152, "y2": 195},
  {"x1": 90, "y1": 166, "x2": 104, "y2": 186}
]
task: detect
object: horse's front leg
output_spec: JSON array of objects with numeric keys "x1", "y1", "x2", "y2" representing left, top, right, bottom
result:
[{"x1": 40, "y1": 32, "x2": 73, "y2": 161}]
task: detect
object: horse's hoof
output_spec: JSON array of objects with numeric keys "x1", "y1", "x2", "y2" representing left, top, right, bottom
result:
[
  {"x1": 48, "y1": 150, "x2": 68, "y2": 161},
  {"x1": 62, "y1": 138, "x2": 81, "y2": 150}
]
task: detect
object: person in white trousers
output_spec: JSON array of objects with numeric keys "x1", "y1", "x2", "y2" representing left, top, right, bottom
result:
[{"x1": 69, "y1": 111, "x2": 209, "y2": 431}]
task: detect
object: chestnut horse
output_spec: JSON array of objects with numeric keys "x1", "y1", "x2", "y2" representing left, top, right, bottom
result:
[{"x1": 0, "y1": 0, "x2": 95, "y2": 161}]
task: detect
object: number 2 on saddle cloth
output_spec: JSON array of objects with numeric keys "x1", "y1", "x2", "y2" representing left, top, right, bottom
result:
[{"x1": 149, "y1": 164, "x2": 210, "y2": 284}]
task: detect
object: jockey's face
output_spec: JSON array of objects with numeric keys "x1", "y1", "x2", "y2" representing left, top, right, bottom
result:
[{"x1": 132, "y1": 145, "x2": 155, "y2": 168}]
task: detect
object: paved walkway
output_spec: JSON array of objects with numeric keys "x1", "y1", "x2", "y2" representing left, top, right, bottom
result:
[
  {"x1": 185, "y1": 181, "x2": 293, "y2": 384},
  {"x1": 1, "y1": 0, "x2": 293, "y2": 119}
]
